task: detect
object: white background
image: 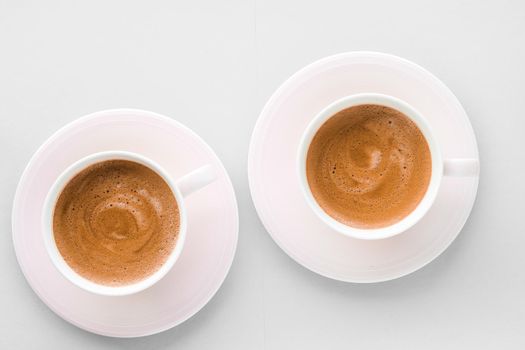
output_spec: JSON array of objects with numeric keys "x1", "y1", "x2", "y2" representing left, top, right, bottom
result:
[{"x1": 1, "y1": 0, "x2": 524, "y2": 348}]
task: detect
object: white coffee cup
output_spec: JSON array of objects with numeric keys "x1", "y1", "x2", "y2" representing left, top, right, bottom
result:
[
  {"x1": 42, "y1": 150, "x2": 216, "y2": 296},
  {"x1": 298, "y1": 93, "x2": 479, "y2": 240}
]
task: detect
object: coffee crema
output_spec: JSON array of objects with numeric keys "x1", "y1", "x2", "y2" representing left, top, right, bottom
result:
[
  {"x1": 53, "y1": 160, "x2": 180, "y2": 286},
  {"x1": 306, "y1": 104, "x2": 431, "y2": 229}
]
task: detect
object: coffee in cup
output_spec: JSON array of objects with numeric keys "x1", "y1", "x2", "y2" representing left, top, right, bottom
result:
[
  {"x1": 305, "y1": 104, "x2": 431, "y2": 229},
  {"x1": 53, "y1": 159, "x2": 180, "y2": 286}
]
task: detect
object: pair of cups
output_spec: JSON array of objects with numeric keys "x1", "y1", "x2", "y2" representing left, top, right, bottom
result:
[{"x1": 43, "y1": 93, "x2": 478, "y2": 296}]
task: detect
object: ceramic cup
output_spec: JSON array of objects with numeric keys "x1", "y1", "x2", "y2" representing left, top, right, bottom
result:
[
  {"x1": 298, "y1": 93, "x2": 479, "y2": 240},
  {"x1": 42, "y1": 150, "x2": 216, "y2": 296}
]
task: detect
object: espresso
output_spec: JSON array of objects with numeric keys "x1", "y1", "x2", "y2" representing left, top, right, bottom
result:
[
  {"x1": 306, "y1": 104, "x2": 431, "y2": 228},
  {"x1": 53, "y1": 160, "x2": 180, "y2": 286}
]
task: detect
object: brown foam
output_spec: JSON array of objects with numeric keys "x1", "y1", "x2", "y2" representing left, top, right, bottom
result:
[
  {"x1": 53, "y1": 160, "x2": 180, "y2": 286},
  {"x1": 306, "y1": 104, "x2": 431, "y2": 229}
]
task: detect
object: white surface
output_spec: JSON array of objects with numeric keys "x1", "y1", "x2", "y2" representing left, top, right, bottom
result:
[{"x1": 0, "y1": 0, "x2": 524, "y2": 348}]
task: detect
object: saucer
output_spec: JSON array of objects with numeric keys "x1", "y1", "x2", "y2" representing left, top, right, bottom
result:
[
  {"x1": 248, "y1": 52, "x2": 479, "y2": 283},
  {"x1": 12, "y1": 109, "x2": 239, "y2": 337}
]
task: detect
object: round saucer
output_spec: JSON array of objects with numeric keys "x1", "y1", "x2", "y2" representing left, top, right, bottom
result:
[
  {"x1": 12, "y1": 109, "x2": 238, "y2": 337},
  {"x1": 248, "y1": 52, "x2": 479, "y2": 283}
]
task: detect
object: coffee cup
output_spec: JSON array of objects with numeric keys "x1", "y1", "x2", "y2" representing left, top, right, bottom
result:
[
  {"x1": 297, "y1": 93, "x2": 479, "y2": 240},
  {"x1": 42, "y1": 150, "x2": 216, "y2": 296}
]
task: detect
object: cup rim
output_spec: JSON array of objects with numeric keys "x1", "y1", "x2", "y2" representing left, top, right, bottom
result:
[
  {"x1": 42, "y1": 150, "x2": 187, "y2": 296},
  {"x1": 297, "y1": 93, "x2": 443, "y2": 240}
]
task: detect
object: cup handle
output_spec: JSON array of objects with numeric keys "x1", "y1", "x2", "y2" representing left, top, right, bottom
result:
[
  {"x1": 443, "y1": 159, "x2": 479, "y2": 177},
  {"x1": 176, "y1": 164, "x2": 217, "y2": 197}
]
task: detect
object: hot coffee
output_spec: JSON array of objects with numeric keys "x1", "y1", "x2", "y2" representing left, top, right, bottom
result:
[
  {"x1": 53, "y1": 160, "x2": 180, "y2": 286},
  {"x1": 306, "y1": 104, "x2": 431, "y2": 229}
]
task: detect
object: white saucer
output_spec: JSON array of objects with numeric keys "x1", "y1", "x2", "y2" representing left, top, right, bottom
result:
[
  {"x1": 12, "y1": 109, "x2": 238, "y2": 337},
  {"x1": 248, "y1": 52, "x2": 479, "y2": 283}
]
